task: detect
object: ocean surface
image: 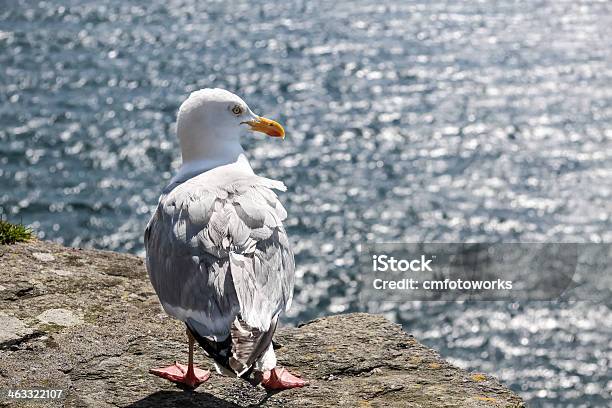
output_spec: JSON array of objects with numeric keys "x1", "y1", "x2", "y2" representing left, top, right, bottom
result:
[{"x1": 1, "y1": 0, "x2": 611, "y2": 406}]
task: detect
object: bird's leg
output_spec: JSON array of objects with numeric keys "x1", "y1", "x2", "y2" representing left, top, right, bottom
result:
[
  {"x1": 183, "y1": 329, "x2": 211, "y2": 387},
  {"x1": 259, "y1": 367, "x2": 307, "y2": 391},
  {"x1": 149, "y1": 328, "x2": 211, "y2": 389}
]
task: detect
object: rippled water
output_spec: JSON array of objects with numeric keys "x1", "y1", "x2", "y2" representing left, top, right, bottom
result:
[{"x1": 1, "y1": 1, "x2": 611, "y2": 406}]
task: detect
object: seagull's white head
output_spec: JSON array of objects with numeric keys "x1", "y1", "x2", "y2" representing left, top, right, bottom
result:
[{"x1": 175, "y1": 88, "x2": 284, "y2": 170}]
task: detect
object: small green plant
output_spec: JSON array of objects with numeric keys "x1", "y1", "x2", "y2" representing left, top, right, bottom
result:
[{"x1": 0, "y1": 216, "x2": 33, "y2": 245}]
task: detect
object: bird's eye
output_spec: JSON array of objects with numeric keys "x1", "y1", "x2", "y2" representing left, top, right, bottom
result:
[{"x1": 231, "y1": 105, "x2": 243, "y2": 115}]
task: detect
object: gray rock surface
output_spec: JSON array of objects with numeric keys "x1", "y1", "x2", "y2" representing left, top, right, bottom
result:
[
  {"x1": 0, "y1": 313, "x2": 34, "y2": 347},
  {"x1": 0, "y1": 240, "x2": 525, "y2": 407},
  {"x1": 36, "y1": 309, "x2": 83, "y2": 327}
]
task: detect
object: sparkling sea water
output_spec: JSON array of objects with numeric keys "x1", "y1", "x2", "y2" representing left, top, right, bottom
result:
[{"x1": 1, "y1": 1, "x2": 610, "y2": 406}]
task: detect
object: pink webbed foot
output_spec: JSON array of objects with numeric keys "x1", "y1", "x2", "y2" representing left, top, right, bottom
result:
[
  {"x1": 149, "y1": 362, "x2": 211, "y2": 389},
  {"x1": 261, "y1": 367, "x2": 307, "y2": 390}
]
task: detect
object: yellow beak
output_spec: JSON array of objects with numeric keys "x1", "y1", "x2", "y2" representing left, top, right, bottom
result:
[{"x1": 243, "y1": 116, "x2": 285, "y2": 139}]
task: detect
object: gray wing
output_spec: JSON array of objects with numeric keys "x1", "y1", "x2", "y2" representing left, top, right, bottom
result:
[{"x1": 144, "y1": 172, "x2": 294, "y2": 345}]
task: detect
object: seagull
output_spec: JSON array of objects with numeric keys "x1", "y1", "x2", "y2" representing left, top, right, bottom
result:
[{"x1": 144, "y1": 88, "x2": 305, "y2": 390}]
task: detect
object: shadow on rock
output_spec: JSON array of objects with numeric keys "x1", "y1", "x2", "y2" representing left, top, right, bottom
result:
[{"x1": 126, "y1": 390, "x2": 244, "y2": 408}]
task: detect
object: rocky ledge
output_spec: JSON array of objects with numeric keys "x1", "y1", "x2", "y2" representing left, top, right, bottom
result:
[{"x1": 0, "y1": 240, "x2": 525, "y2": 407}]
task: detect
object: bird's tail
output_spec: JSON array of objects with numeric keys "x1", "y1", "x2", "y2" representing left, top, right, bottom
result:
[{"x1": 186, "y1": 314, "x2": 278, "y2": 380}]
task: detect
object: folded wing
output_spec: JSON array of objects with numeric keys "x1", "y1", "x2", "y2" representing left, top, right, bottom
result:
[{"x1": 145, "y1": 170, "x2": 294, "y2": 372}]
